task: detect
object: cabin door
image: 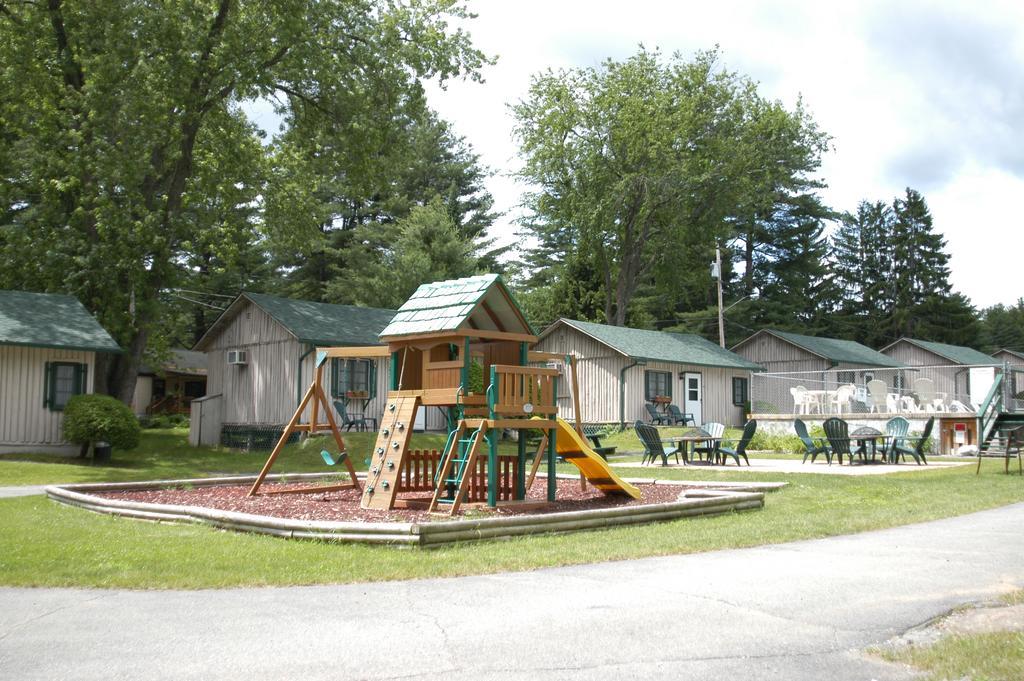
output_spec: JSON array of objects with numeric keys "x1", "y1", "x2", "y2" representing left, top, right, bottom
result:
[{"x1": 683, "y1": 373, "x2": 703, "y2": 425}]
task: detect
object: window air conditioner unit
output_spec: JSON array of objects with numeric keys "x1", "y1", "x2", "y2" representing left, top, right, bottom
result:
[{"x1": 227, "y1": 350, "x2": 248, "y2": 365}]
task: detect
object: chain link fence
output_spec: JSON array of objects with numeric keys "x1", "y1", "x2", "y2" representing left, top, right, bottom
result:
[{"x1": 750, "y1": 363, "x2": 1004, "y2": 416}]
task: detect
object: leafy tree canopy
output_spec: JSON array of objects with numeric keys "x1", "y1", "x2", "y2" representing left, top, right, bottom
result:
[{"x1": 0, "y1": 0, "x2": 489, "y2": 402}]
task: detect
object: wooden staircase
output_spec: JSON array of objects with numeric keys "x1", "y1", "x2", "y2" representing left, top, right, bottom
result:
[{"x1": 360, "y1": 393, "x2": 420, "y2": 510}]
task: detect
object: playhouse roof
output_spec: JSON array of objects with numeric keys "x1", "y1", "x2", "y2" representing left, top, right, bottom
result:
[
  {"x1": 880, "y1": 337, "x2": 997, "y2": 366},
  {"x1": 379, "y1": 274, "x2": 534, "y2": 339},
  {"x1": 543, "y1": 318, "x2": 764, "y2": 371},
  {"x1": 194, "y1": 292, "x2": 397, "y2": 350},
  {"x1": 0, "y1": 290, "x2": 121, "y2": 353}
]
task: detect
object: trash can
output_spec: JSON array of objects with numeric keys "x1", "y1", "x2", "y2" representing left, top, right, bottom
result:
[{"x1": 93, "y1": 441, "x2": 112, "y2": 464}]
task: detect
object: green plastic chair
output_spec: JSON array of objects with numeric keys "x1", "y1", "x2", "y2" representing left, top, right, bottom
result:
[
  {"x1": 717, "y1": 420, "x2": 757, "y2": 466},
  {"x1": 796, "y1": 419, "x2": 831, "y2": 464},
  {"x1": 645, "y1": 403, "x2": 670, "y2": 426},
  {"x1": 692, "y1": 422, "x2": 724, "y2": 462},
  {"x1": 894, "y1": 417, "x2": 933, "y2": 465},
  {"x1": 823, "y1": 418, "x2": 853, "y2": 465},
  {"x1": 884, "y1": 417, "x2": 910, "y2": 463},
  {"x1": 667, "y1": 404, "x2": 695, "y2": 426},
  {"x1": 333, "y1": 399, "x2": 378, "y2": 432},
  {"x1": 634, "y1": 421, "x2": 680, "y2": 465}
]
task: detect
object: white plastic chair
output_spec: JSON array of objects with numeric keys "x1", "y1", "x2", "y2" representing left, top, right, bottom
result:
[
  {"x1": 914, "y1": 378, "x2": 939, "y2": 412},
  {"x1": 790, "y1": 385, "x2": 809, "y2": 414},
  {"x1": 866, "y1": 380, "x2": 888, "y2": 413},
  {"x1": 830, "y1": 384, "x2": 856, "y2": 414}
]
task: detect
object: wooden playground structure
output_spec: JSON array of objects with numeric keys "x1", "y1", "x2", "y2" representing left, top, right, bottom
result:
[{"x1": 248, "y1": 274, "x2": 639, "y2": 515}]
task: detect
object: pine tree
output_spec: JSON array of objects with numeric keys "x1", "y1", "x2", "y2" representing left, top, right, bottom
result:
[
  {"x1": 747, "y1": 193, "x2": 834, "y2": 333},
  {"x1": 828, "y1": 200, "x2": 893, "y2": 344}
]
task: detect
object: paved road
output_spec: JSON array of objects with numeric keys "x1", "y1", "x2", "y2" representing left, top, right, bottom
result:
[
  {"x1": 2, "y1": 504, "x2": 1023, "y2": 681},
  {"x1": 0, "y1": 485, "x2": 48, "y2": 499}
]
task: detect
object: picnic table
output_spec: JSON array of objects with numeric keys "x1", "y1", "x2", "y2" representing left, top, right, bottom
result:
[
  {"x1": 669, "y1": 428, "x2": 723, "y2": 465},
  {"x1": 849, "y1": 426, "x2": 891, "y2": 464}
]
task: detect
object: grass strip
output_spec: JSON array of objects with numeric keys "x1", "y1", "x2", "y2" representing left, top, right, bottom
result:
[{"x1": 1, "y1": 456, "x2": 1022, "y2": 589}]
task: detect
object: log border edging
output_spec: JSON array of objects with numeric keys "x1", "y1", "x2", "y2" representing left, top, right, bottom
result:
[{"x1": 45, "y1": 473, "x2": 783, "y2": 548}]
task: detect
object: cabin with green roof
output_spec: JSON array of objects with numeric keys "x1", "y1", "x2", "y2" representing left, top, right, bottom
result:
[
  {"x1": 879, "y1": 337, "x2": 998, "y2": 408},
  {"x1": 0, "y1": 290, "x2": 120, "y2": 454},
  {"x1": 191, "y1": 291, "x2": 446, "y2": 447},
  {"x1": 536, "y1": 318, "x2": 764, "y2": 427}
]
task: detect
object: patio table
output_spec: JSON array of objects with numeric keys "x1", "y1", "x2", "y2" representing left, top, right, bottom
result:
[
  {"x1": 670, "y1": 428, "x2": 723, "y2": 465},
  {"x1": 849, "y1": 426, "x2": 892, "y2": 464}
]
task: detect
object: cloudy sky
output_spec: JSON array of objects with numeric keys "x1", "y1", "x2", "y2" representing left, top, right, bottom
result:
[{"x1": 423, "y1": 0, "x2": 1024, "y2": 308}]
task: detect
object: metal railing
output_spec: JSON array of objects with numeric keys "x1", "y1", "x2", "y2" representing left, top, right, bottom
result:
[{"x1": 977, "y1": 373, "x2": 1005, "y2": 447}]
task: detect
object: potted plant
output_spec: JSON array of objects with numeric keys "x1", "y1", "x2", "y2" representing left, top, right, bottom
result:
[
  {"x1": 63, "y1": 394, "x2": 141, "y2": 464},
  {"x1": 467, "y1": 359, "x2": 485, "y2": 395}
]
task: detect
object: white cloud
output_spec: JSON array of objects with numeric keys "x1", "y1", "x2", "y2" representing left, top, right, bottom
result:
[{"x1": 426, "y1": 0, "x2": 1024, "y2": 307}]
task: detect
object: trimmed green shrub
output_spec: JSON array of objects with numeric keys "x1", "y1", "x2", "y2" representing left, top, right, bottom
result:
[{"x1": 63, "y1": 394, "x2": 141, "y2": 451}]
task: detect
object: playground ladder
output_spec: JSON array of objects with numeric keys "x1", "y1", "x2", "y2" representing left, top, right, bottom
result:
[
  {"x1": 428, "y1": 420, "x2": 488, "y2": 515},
  {"x1": 361, "y1": 393, "x2": 420, "y2": 510}
]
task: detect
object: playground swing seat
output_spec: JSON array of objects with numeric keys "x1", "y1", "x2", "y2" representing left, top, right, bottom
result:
[{"x1": 320, "y1": 449, "x2": 349, "y2": 466}]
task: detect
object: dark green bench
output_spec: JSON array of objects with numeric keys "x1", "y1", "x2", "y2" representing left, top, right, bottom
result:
[{"x1": 580, "y1": 423, "x2": 617, "y2": 459}]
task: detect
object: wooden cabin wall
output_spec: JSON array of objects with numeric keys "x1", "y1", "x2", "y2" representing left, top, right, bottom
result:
[
  {"x1": 535, "y1": 326, "x2": 750, "y2": 427},
  {"x1": 880, "y1": 341, "x2": 966, "y2": 400},
  {"x1": 731, "y1": 334, "x2": 831, "y2": 374},
  {"x1": 0, "y1": 345, "x2": 95, "y2": 452}
]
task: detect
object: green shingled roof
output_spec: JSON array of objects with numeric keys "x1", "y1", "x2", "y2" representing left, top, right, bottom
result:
[
  {"x1": 888, "y1": 338, "x2": 997, "y2": 366},
  {"x1": 552, "y1": 319, "x2": 763, "y2": 370},
  {"x1": 0, "y1": 290, "x2": 120, "y2": 353},
  {"x1": 380, "y1": 274, "x2": 534, "y2": 338},
  {"x1": 760, "y1": 329, "x2": 904, "y2": 367},
  {"x1": 242, "y1": 292, "x2": 397, "y2": 346}
]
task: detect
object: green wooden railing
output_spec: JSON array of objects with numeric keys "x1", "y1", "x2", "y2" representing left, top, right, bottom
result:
[{"x1": 977, "y1": 372, "x2": 1005, "y2": 448}]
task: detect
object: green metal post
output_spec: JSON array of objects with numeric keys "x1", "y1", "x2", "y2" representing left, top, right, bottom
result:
[
  {"x1": 389, "y1": 351, "x2": 399, "y2": 391},
  {"x1": 548, "y1": 375, "x2": 558, "y2": 501},
  {"x1": 517, "y1": 341, "x2": 529, "y2": 499},
  {"x1": 487, "y1": 364, "x2": 498, "y2": 507}
]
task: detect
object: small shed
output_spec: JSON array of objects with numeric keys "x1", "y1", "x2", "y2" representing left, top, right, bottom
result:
[
  {"x1": 192, "y1": 292, "x2": 445, "y2": 448},
  {"x1": 132, "y1": 349, "x2": 207, "y2": 416},
  {"x1": 879, "y1": 338, "x2": 998, "y2": 407},
  {"x1": 0, "y1": 290, "x2": 121, "y2": 455},
  {"x1": 535, "y1": 319, "x2": 763, "y2": 427}
]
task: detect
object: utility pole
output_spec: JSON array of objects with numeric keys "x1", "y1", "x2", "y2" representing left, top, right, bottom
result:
[{"x1": 713, "y1": 246, "x2": 725, "y2": 348}]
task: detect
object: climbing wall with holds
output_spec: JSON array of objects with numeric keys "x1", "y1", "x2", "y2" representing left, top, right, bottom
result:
[{"x1": 361, "y1": 393, "x2": 420, "y2": 510}]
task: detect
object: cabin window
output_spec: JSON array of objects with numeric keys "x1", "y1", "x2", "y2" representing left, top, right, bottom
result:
[
  {"x1": 837, "y1": 371, "x2": 855, "y2": 386},
  {"x1": 184, "y1": 381, "x2": 205, "y2": 398},
  {"x1": 644, "y1": 370, "x2": 672, "y2": 401},
  {"x1": 331, "y1": 359, "x2": 376, "y2": 398},
  {"x1": 44, "y1": 362, "x2": 87, "y2": 411},
  {"x1": 732, "y1": 377, "x2": 749, "y2": 406},
  {"x1": 892, "y1": 372, "x2": 906, "y2": 393}
]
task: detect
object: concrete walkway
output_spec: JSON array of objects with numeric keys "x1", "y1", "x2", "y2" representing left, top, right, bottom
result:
[
  {"x1": 2, "y1": 503, "x2": 1022, "y2": 680},
  {"x1": 0, "y1": 485, "x2": 49, "y2": 498}
]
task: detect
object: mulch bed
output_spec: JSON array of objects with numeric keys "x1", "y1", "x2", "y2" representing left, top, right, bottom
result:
[{"x1": 97, "y1": 479, "x2": 691, "y2": 524}]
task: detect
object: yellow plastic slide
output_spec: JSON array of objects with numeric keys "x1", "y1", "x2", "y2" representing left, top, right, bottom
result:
[{"x1": 552, "y1": 418, "x2": 641, "y2": 499}]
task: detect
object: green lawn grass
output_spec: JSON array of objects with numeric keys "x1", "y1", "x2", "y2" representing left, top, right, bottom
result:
[
  {"x1": 0, "y1": 427, "x2": 479, "y2": 486},
  {"x1": 1, "y1": 429, "x2": 1022, "y2": 589},
  {"x1": 878, "y1": 591, "x2": 1024, "y2": 681}
]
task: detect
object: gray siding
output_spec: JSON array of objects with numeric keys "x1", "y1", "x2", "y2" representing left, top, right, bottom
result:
[
  {"x1": 0, "y1": 345, "x2": 95, "y2": 452},
  {"x1": 732, "y1": 334, "x2": 832, "y2": 374},
  {"x1": 535, "y1": 325, "x2": 750, "y2": 426},
  {"x1": 881, "y1": 340, "x2": 999, "y2": 403},
  {"x1": 203, "y1": 300, "x2": 445, "y2": 432}
]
